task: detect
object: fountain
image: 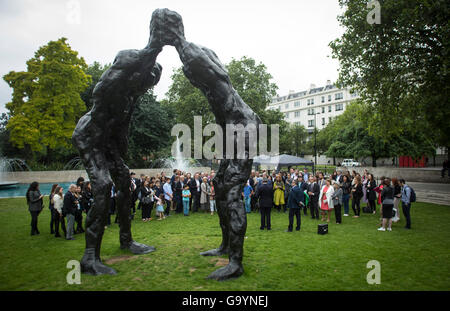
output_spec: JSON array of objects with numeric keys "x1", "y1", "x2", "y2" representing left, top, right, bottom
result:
[
  {"x1": 0, "y1": 157, "x2": 31, "y2": 188},
  {"x1": 63, "y1": 157, "x2": 84, "y2": 170},
  {"x1": 150, "y1": 136, "x2": 202, "y2": 171}
]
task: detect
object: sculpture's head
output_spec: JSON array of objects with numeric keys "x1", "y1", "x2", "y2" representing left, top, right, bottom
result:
[{"x1": 150, "y1": 8, "x2": 185, "y2": 47}]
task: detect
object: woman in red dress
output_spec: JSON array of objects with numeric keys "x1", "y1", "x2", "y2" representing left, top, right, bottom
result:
[{"x1": 319, "y1": 179, "x2": 334, "y2": 222}]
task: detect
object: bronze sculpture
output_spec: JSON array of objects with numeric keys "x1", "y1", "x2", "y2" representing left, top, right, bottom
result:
[{"x1": 72, "y1": 8, "x2": 261, "y2": 280}]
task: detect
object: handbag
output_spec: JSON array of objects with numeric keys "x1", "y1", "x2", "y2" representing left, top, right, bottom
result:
[{"x1": 141, "y1": 196, "x2": 151, "y2": 205}]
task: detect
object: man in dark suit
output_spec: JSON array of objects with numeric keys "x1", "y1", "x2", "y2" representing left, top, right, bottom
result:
[
  {"x1": 307, "y1": 175, "x2": 321, "y2": 219},
  {"x1": 255, "y1": 177, "x2": 273, "y2": 230},
  {"x1": 286, "y1": 179, "x2": 305, "y2": 232},
  {"x1": 189, "y1": 173, "x2": 201, "y2": 212},
  {"x1": 63, "y1": 184, "x2": 79, "y2": 240},
  {"x1": 297, "y1": 175, "x2": 308, "y2": 216}
]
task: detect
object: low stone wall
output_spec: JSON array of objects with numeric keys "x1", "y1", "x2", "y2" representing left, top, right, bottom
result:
[
  {"x1": 340, "y1": 167, "x2": 446, "y2": 183},
  {"x1": 0, "y1": 167, "x2": 211, "y2": 184}
]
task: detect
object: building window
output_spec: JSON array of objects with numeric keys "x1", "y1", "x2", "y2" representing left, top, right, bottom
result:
[
  {"x1": 311, "y1": 98, "x2": 314, "y2": 105},
  {"x1": 295, "y1": 122, "x2": 301, "y2": 126},
  {"x1": 322, "y1": 117, "x2": 325, "y2": 126},
  {"x1": 294, "y1": 101, "x2": 300, "y2": 107},
  {"x1": 285, "y1": 112, "x2": 290, "y2": 118},
  {"x1": 329, "y1": 117, "x2": 332, "y2": 123},
  {"x1": 308, "y1": 120, "x2": 315, "y2": 127},
  {"x1": 322, "y1": 107, "x2": 325, "y2": 113},
  {"x1": 335, "y1": 103, "x2": 344, "y2": 111},
  {"x1": 335, "y1": 92, "x2": 343, "y2": 100},
  {"x1": 278, "y1": 105, "x2": 281, "y2": 110},
  {"x1": 294, "y1": 111, "x2": 300, "y2": 118},
  {"x1": 285, "y1": 103, "x2": 289, "y2": 109},
  {"x1": 328, "y1": 105, "x2": 332, "y2": 112},
  {"x1": 328, "y1": 95, "x2": 332, "y2": 102},
  {"x1": 307, "y1": 108, "x2": 315, "y2": 115},
  {"x1": 321, "y1": 96, "x2": 325, "y2": 103}
]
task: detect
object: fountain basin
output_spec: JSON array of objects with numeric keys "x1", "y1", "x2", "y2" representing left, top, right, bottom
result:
[{"x1": 0, "y1": 181, "x2": 19, "y2": 188}]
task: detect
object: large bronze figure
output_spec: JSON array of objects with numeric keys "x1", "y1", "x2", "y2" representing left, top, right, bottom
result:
[{"x1": 72, "y1": 8, "x2": 261, "y2": 280}]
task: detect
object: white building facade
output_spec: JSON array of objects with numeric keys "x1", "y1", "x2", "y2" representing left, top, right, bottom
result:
[{"x1": 267, "y1": 80, "x2": 359, "y2": 132}]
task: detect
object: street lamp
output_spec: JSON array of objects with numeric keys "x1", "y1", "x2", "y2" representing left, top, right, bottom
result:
[{"x1": 314, "y1": 111, "x2": 321, "y2": 169}]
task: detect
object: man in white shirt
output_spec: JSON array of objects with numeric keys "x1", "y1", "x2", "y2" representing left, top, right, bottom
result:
[{"x1": 163, "y1": 178, "x2": 173, "y2": 216}]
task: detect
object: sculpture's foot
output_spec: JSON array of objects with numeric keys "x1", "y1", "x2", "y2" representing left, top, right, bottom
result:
[
  {"x1": 200, "y1": 247, "x2": 229, "y2": 257},
  {"x1": 207, "y1": 260, "x2": 243, "y2": 281},
  {"x1": 121, "y1": 240, "x2": 156, "y2": 255},
  {"x1": 81, "y1": 249, "x2": 117, "y2": 276}
]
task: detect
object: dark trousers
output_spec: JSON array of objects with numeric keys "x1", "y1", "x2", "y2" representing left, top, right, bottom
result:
[
  {"x1": 302, "y1": 203, "x2": 308, "y2": 215},
  {"x1": 142, "y1": 203, "x2": 152, "y2": 219},
  {"x1": 334, "y1": 203, "x2": 342, "y2": 223},
  {"x1": 352, "y1": 197, "x2": 361, "y2": 216},
  {"x1": 175, "y1": 197, "x2": 183, "y2": 213},
  {"x1": 309, "y1": 200, "x2": 319, "y2": 219},
  {"x1": 54, "y1": 212, "x2": 66, "y2": 237},
  {"x1": 75, "y1": 210, "x2": 84, "y2": 232},
  {"x1": 288, "y1": 208, "x2": 301, "y2": 231},
  {"x1": 164, "y1": 200, "x2": 171, "y2": 216},
  {"x1": 442, "y1": 167, "x2": 449, "y2": 178},
  {"x1": 260, "y1": 205, "x2": 271, "y2": 229},
  {"x1": 30, "y1": 211, "x2": 40, "y2": 235},
  {"x1": 193, "y1": 192, "x2": 200, "y2": 212},
  {"x1": 402, "y1": 201, "x2": 411, "y2": 228},
  {"x1": 49, "y1": 208, "x2": 55, "y2": 233},
  {"x1": 368, "y1": 199, "x2": 376, "y2": 213}
]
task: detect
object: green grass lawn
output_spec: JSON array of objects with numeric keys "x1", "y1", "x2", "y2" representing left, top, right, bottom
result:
[{"x1": 0, "y1": 197, "x2": 449, "y2": 291}]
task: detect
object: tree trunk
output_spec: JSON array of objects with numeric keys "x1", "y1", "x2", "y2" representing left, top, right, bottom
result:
[{"x1": 372, "y1": 156, "x2": 377, "y2": 167}]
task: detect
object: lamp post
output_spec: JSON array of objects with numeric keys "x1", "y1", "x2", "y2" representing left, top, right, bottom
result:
[{"x1": 314, "y1": 111, "x2": 320, "y2": 169}]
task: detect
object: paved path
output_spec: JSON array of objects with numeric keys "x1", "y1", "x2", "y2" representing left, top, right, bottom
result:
[{"x1": 408, "y1": 182, "x2": 450, "y2": 206}]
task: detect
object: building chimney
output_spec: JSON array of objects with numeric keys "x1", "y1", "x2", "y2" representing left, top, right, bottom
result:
[
  {"x1": 309, "y1": 83, "x2": 316, "y2": 89},
  {"x1": 289, "y1": 90, "x2": 295, "y2": 94},
  {"x1": 326, "y1": 80, "x2": 331, "y2": 86}
]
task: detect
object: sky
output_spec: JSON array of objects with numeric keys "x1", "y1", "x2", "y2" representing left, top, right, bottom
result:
[{"x1": 0, "y1": 0, "x2": 346, "y2": 114}]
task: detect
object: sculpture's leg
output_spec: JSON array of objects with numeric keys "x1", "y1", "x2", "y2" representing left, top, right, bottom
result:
[
  {"x1": 206, "y1": 159, "x2": 251, "y2": 281},
  {"x1": 110, "y1": 155, "x2": 156, "y2": 254},
  {"x1": 207, "y1": 183, "x2": 247, "y2": 281},
  {"x1": 80, "y1": 163, "x2": 117, "y2": 275},
  {"x1": 200, "y1": 160, "x2": 230, "y2": 257}
]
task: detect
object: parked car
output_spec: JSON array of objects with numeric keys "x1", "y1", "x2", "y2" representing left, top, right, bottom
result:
[{"x1": 341, "y1": 159, "x2": 361, "y2": 167}]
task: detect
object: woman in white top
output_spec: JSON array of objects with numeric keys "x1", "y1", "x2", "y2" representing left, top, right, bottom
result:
[
  {"x1": 319, "y1": 179, "x2": 335, "y2": 222},
  {"x1": 53, "y1": 186, "x2": 65, "y2": 237}
]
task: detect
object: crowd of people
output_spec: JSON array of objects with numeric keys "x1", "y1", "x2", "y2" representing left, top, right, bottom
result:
[{"x1": 25, "y1": 167, "x2": 415, "y2": 239}]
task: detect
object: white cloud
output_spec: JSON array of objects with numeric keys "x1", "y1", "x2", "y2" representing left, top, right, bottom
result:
[{"x1": 0, "y1": 0, "x2": 345, "y2": 114}]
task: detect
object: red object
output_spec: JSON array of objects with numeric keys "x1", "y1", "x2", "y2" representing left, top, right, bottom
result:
[{"x1": 399, "y1": 156, "x2": 425, "y2": 168}]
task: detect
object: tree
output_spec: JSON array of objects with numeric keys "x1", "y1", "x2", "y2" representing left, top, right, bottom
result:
[
  {"x1": 329, "y1": 0, "x2": 450, "y2": 157},
  {"x1": 80, "y1": 61, "x2": 111, "y2": 111},
  {"x1": 165, "y1": 56, "x2": 281, "y2": 157},
  {"x1": 226, "y1": 56, "x2": 278, "y2": 118},
  {"x1": 280, "y1": 123, "x2": 308, "y2": 156},
  {"x1": 3, "y1": 38, "x2": 91, "y2": 160},
  {"x1": 127, "y1": 91, "x2": 175, "y2": 167},
  {"x1": 321, "y1": 101, "x2": 435, "y2": 167}
]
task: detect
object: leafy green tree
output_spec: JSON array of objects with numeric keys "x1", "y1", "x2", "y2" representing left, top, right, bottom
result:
[
  {"x1": 329, "y1": 0, "x2": 450, "y2": 157},
  {"x1": 165, "y1": 56, "x2": 281, "y2": 157},
  {"x1": 3, "y1": 38, "x2": 91, "y2": 160},
  {"x1": 127, "y1": 91, "x2": 175, "y2": 167},
  {"x1": 226, "y1": 56, "x2": 278, "y2": 118},
  {"x1": 280, "y1": 123, "x2": 308, "y2": 156},
  {"x1": 80, "y1": 61, "x2": 111, "y2": 111}
]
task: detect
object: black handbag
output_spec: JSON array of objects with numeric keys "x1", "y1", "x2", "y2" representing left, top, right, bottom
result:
[
  {"x1": 141, "y1": 196, "x2": 151, "y2": 205},
  {"x1": 318, "y1": 224, "x2": 328, "y2": 235}
]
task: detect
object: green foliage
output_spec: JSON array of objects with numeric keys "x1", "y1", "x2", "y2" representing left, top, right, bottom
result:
[
  {"x1": 165, "y1": 56, "x2": 281, "y2": 157},
  {"x1": 3, "y1": 38, "x2": 91, "y2": 156},
  {"x1": 318, "y1": 102, "x2": 435, "y2": 166},
  {"x1": 329, "y1": 0, "x2": 450, "y2": 148},
  {"x1": 280, "y1": 123, "x2": 309, "y2": 156},
  {"x1": 80, "y1": 61, "x2": 111, "y2": 111},
  {"x1": 226, "y1": 56, "x2": 278, "y2": 117},
  {"x1": 127, "y1": 91, "x2": 175, "y2": 167}
]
